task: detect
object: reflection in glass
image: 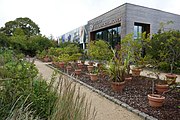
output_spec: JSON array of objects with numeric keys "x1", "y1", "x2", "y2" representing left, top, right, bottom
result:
[
  {"x1": 94, "y1": 25, "x2": 121, "y2": 48},
  {"x1": 134, "y1": 25, "x2": 142, "y2": 39}
]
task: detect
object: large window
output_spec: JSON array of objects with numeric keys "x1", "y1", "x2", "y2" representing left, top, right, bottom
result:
[
  {"x1": 134, "y1": 25, "x2": 142, "y2": 39},
  {"x1": 94, "y1": 25, "x2": 121, "y2": 48},
  {"x1": 134, "y1": 22, "x2": 150, "y2": 39},
  {"x1": 134, "y1": 22, "x2": 150, "y2": 57}
]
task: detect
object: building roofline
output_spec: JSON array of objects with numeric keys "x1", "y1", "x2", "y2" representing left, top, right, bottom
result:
[
  {"x1": 88, "y1": 3, "x2": 180, "y2": 22},
  {"x1": 127, "y1": 3, "x2": 180, "y2": 16},
  {"x1": 88, "y1": 3, "x2": 127, "y2": 22}
]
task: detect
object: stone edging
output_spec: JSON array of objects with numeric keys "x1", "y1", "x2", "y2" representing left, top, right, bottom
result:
[{"x1": 46, "y1": 64, "x2": 158, "y2": 120}]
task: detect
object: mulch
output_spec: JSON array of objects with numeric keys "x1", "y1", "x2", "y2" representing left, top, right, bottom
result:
[{"x1": 51, "y1": 64, "x2": 180, "y2": 120}]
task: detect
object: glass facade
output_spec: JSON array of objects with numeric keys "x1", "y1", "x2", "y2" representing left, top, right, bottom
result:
[
  {"x1": 134, "y1": 22, "x2": 150, "y2": 39},
  {"x1": 134, "y1": 25, "x2": 142, "y2": 39},
  {"x1": 94, "y1": 25, "x2": 121, "y2": 48}
]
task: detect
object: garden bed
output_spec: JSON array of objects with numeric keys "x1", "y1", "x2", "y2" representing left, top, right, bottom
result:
[{"x1": 51, "y1": 64, "x2": 180, "y2": 120}]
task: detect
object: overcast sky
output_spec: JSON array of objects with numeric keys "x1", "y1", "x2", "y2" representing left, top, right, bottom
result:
[{"x1": 0, "y1": 0, "x2": 180, "y2": 38}]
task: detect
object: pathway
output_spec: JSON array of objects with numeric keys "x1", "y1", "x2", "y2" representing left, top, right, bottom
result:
[{"x1": 34, "y1": 60, "x2": 143, "y2": 120}]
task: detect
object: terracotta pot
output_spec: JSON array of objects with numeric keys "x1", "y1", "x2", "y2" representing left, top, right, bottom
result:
[
  {"x1": 75, "y1": 69, "x2": 81, "y2": 75},
  {"x1": 165, "y1": 74, "x2": 177, "y2": 84},
  {"x1": 131, "y1": 69, "x2": 141, "y2": 76},
  {"x1": 58, "y1": 62, "x2": 65, "y2": 68},
  {"x1": 87, "y1": 66, "x2": 94, "y2": 72},
  {"x1": 66, "y1": 65, "x2": 72, "y2": 71},
  {"x1": 111, "y1": 81, "x2": 125, "y2": 92},
  {"x1": 148, "y1": 94, "x2": 165, "y2": 107},
  {"x1": 88, "y1": 61, "x2": 94, "y2": 66},
  {"x1": 89, "y1": 74, "x2": 98, "y2": 81},
  {"x1": 155, "y1": 84, "x2": 169, "y2": 93},
  {"x1": 125, "y1": 77, "x2": 132, "y2": 82},
  {"x1": 78, "y1": 63, "x2": 84, "y2": 69}
]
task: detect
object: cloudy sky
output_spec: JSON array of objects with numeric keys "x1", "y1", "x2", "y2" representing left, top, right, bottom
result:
[{"x1": 0, "y1": 0, "x2": 180, "y2": 38}]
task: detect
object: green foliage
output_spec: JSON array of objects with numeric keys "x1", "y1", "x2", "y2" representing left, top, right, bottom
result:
[
  {"x1": 88, "y1": 40, "x2": 113, "y2": 61},
  {"x1": 0, "y1": 48, "x2": 14, "y2": 65},
  {"x1": 55, "y1": 44, "x2": 82, "y2": 62},
  {"x1": 59, "y1": 41, "x2": 79, "y2": 49},
  {"x1": 106, "y1": 59, "x2": 127, "y2": 82},
  {"x1": 0, "y1": 17, "x2": 57, "y2": 56},
  {"x1": 0, "y1": 17, "x2": 40, "y2": 36},
  {"x1": 90, "y1": 67, "x2": 99, "y2": 74},
  {"x1": 31, "y1": 76, "x2": 58, "y2": 119},
  {"x1": 5, "y1": 95, "x2": 40, "y2": 120},
  {"x1": 146, "y1": 30, "x2": 180, "y2": 73},
  {"x1": 0, "y1": 61, "x2": 38, "y2": 119},
  {"x1": 10, "y1": 34, "x2": 28, "y2": 52},
  {"x1": 0, "y1": 33, "x2": 10, "y2": 47},
  {"x1": 0, "y1": 49, "x2": 96, "y2": 120},
  {"x1": 28, "y1": 35, "x2": 56, "y2": 56},
  {"x1": 51, "y1": 77, "x2": 96, "y2": 120}
]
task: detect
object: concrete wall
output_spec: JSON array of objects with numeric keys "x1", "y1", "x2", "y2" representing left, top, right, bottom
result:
[
  {"x1": 125, "y1": 3, "x2": 180, "y2": 35},
  {"x1": 87, "y1": 4, "x2": 126, "y2": 40}
]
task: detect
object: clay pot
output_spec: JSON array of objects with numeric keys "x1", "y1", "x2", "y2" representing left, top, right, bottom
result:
[
  {"x1": 89, "y1": 74, "x2": 98, "y2": 81},
  {"x1": 87, "y1": 66, "x2": 94, "y2": 72},
  {"x1": 155, "y1": 84, "x2": 169, "y2": 93},
  {"x1": 66, "y1": 65, "x2": 72, "y2": 71},
  {"x1": 111, "y1": 81, "x2": 125, "y2": 92},
  {"x1": 78, "y1": 63, "x2": 84, "y2": 69},
  {"x1": 58, "y1": 62, "x2": 65, "y2": 68},
  {"x1": 88, "y1": 61, "x2": 94, "y2": 66},
  {"x1": 131, "y1": 69, "x2": 141, "y2": 76},
  {"x1": 75, "y1": 69, "x2": 81, "y2": 75},
  {"x1": 125, "y1": 77, "x2": 132, "y2": 82},
  {"x1": 165, "y1": 74, "x2": 177, "y2": 84},
  {"x1": 148, "y1": 94, "x2": 165, "y2": 107}
]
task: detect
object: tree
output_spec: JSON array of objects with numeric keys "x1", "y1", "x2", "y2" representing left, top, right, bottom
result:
[
  {"x1": 0, "y1": 17, "x2": 40, "y2": 36},
  {"x1": 0, "y1": 33, "x2": 10, "y2": 47},
  {"x1": 27, "y1": 35, "x2": 56, "y2": 56},
  {"x1": 146, "y1": 30, "x2": 180, "y2": 73}
]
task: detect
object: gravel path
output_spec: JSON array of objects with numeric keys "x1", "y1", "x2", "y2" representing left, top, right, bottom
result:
[{"x1": 34, "y1": 60, "x2": 143, "y2": 120}]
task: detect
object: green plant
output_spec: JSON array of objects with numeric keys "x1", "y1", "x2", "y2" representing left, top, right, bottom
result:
[
  {"x1": 146, "y1": 29, "x2": 180, "y2": 74},
  {"x1": 31, "y1": 75, "x2": 58, "y2": 119},
  {"x1": 106, "y1": 59, "x2": 127, "y2": 82},
  {"x1": 90, "y1": 67, "x2": 99, "y2": 74},
  {"x1": 88, "y1": 40, "x2": 113, "y2": 62},
  {"x1": 50, "y1": 76, "x2": 96, "y2": 120},
  {"x1": 5, "y1": 95, "x2": 40, "y2": 120},
  {"x1": 0, "y1": 48, "x2": 96, "y2": 120}
]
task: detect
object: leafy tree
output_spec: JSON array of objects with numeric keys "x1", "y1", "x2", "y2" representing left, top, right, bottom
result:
[
  {"x1": 88, "y1": 40, "x2": 113, "y2": 61},
  {"x1": 28, "y1": 35, "x2": 56, "y2": 56},
  {"x1": 0, "y1": 17, "x2": 40, "y2": 36},
  {"x1": 10, "y1": 35, "x2": 28, "y2": 52},
  {"x1": 0, "y1": 33, "x2": 10, "y2": 47},
  {"x1": 146, "y1": 30, "x2": 180, "y2": 73}
]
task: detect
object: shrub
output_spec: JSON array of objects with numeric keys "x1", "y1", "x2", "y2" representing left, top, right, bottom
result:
[
  {"x1": 88, "y1": 40, "x2": 113, "y2": 62},
  {"x1": 146, "y1": 30, "x2": 180, "y2": 73}
]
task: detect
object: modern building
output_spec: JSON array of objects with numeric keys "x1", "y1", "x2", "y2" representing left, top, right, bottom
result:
[
  {"x1": 61, "y1": 25, "x2": 88, "y2": 49},
  {"x1": 61, "y1": 3, "x2": 180, "y2": 49}
]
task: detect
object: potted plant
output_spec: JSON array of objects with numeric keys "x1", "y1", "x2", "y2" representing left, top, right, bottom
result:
[
  {"x1": 165, "y1": 64, "x2": 177, "y2": 84},
  {"x1": 71, "y1": 62, "x2": 81, "y2": 76},
  {"x1": 146, "y1": 29, "x2": 179, "y2": 84},
  {"x1": 147, "y1": 67, "x2": 179, "y2": 107},
  {"x1": 122, "y1": 33, "x2": 150, "y2": 76},
  {"x1": 88, "y1": 40, "x2": 113, "y2": 69},
  {"x1": 147, "y1": 67, "x2": 166, "y2": 107},
  {"x1": 106, "y1": 58, "x2": 127, "y2": 92},
  {"x1": 89, "y1": 67, "x2": 99, "y2": 81}
]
